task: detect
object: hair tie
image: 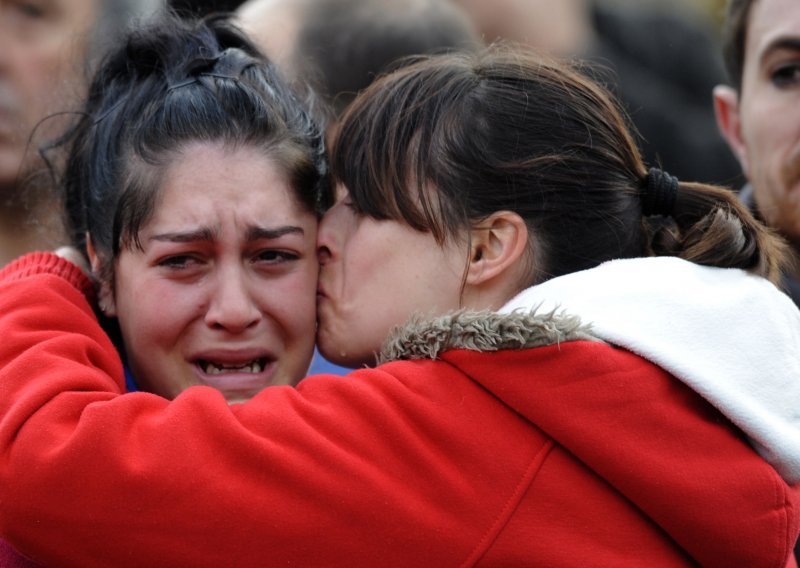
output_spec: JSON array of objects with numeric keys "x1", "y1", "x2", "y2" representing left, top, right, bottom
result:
[
  {"x1": 167, "y1": 49, "x2": 259, "y2": 94},
  {"x1": 641, "y1": 167, "x2": 679, "y2": 217}
]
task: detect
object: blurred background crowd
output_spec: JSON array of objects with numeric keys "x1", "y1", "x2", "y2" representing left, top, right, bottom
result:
[{"x1": 0, "y1": 0, "x2": 743, "y2": 265}]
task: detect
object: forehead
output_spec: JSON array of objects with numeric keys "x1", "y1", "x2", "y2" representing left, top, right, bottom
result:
[
  {"x1": 744, "y1": 0, "x2": 800, "y2": 67},
  {"x1": 151, "y1": 143, "x2": 308, "y2": 226}
]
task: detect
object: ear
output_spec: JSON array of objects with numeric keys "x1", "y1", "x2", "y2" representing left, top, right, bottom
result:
[
  {"x1": 465, "y1": 211, "x2": 529, "y2": 288},
  {"x1": 713, "y1": 85, "x2": 750, "y2": 176},
  {"x1": 86, "y1": 234, "x2": 117, "y2": 317}
]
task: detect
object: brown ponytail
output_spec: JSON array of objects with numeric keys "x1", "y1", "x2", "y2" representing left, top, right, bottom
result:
[{"x1": 645, "y1": 181, "x2": 789, "y2": 286}]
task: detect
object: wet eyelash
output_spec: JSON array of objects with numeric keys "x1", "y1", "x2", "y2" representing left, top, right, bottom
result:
[
  {"x1": 256, "y1": 250, "x2": 299, "y2": 263},
  {"x1": 157, "y1": 255, "x2": 197, "y2": 269}
]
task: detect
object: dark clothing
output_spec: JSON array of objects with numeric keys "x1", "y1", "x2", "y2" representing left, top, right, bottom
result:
[{"x1": 739, "y1": 184, "x2": 800, "y2": 307}]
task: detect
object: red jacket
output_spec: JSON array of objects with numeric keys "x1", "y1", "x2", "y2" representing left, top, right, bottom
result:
[{"x1": 0, "y1": 253, "x2": 797, "y2": 567}]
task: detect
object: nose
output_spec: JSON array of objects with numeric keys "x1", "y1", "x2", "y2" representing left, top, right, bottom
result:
[
  {"x1": 316, "y1": 209, "x2": 339, "y2": 266},
  {"x1": 204, "y1": 268, "x2": 261, "y2": 333},
  {"x1": 317, "y1": 244, "x2": 332, "y2": 265}
]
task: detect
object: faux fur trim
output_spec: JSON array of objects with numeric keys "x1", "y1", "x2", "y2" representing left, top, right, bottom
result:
[{"x1": 378, "y1": 307, "x2": 601, "y2": 364}]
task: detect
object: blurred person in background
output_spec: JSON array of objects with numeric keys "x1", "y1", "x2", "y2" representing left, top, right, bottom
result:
[
  {"x1": 0, "y1": 0, "x2": 161, "y2": 267},
  {"x1": 0, "y1": 0, "x2": 161, "y2": 564},
  {"x1": 451, "y1": 0, "x2": 742, "y2": 186},
  {"x1": 714, "y1": 0, "x2": 800, "y2": 312},
  {"x1": 237, "y1": 0, "x2": 480, "y2": 119}
]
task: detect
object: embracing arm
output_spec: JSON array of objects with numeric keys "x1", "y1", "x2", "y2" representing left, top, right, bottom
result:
[
  {"x1": 0, "y1": 253, "x2": 537, "y2": 567},
  {"x1": 0, "y1": 253, "x2": 128, "y2": 559},
  {"x1": 6, "y1": 253, "x2": 790, "y2": 567},
  {"x1": 0, "y1": 253, "x2": 376, "y2": 565}
]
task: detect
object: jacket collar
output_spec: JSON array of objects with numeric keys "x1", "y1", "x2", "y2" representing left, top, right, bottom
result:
[{"x1": 378, "y1": 309, "x2": 600, "y2": 364}]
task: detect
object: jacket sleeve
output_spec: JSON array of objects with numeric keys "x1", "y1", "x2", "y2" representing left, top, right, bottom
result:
[
  {"x1": 0, "y1": 253, "x2": 537, "y2": 567},
  {"x1": 0, "y1": 253, "x2": 361, "y2": 566}
]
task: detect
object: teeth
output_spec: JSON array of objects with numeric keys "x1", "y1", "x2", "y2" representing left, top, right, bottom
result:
[{"x1": 202, "y1": 359, "x2": 264, "y2": 375}]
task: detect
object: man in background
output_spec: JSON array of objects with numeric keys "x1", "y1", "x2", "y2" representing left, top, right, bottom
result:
[
  {"x1": 0, "y1": 0, "x2": 161, "y2": 266},
  {"x1": 713, "y1": 0, "x2": 800, "y2": 307}
]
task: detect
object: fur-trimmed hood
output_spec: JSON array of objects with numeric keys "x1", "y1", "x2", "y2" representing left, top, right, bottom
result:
[{"x1": 378, "y1": 309, "x2": 599, "y2": 364}]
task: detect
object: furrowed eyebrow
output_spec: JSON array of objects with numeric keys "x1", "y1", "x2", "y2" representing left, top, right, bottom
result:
[
  {"x1": 147, "y1": 225, "x2": 304, "y2": 244},
  {"x1": 149, "y1": 227, "x2": 217, "y2": 243},
  {"x1": 246, "y1": 226, "x2": 305, "y2": 241}
]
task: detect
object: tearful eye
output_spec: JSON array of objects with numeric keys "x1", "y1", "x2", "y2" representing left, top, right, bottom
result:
[
  {"x1": 255, "y1": 250, "x2": 299, "y2": 264},
  {"x1": 157, "y1": 255, "x2": 198, "y2": 269}
]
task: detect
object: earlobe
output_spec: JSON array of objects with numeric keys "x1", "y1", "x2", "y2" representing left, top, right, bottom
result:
[
  {"x1": 86, "y1": 234, "x2": 117, "y2": 317},
  {"x1": 465, "y1": 211, "x2": 529, "y2": 287},
  {"x1": 713, "y1": 85, "x2": 750, "y2": 176}
]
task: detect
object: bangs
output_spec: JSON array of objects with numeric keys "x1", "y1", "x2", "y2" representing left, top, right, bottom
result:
[{"x1": 330, "y1": 55, "x2": 474, "y2": 243}]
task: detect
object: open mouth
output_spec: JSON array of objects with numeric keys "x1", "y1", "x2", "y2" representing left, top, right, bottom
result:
[{"x1": 197, "y1": 357, "x2": 268, "y2": 375}]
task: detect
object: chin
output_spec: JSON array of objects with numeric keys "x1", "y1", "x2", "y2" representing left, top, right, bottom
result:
[{"x1": 224, "y1": 393, "x2": 255, "y2": 405}]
